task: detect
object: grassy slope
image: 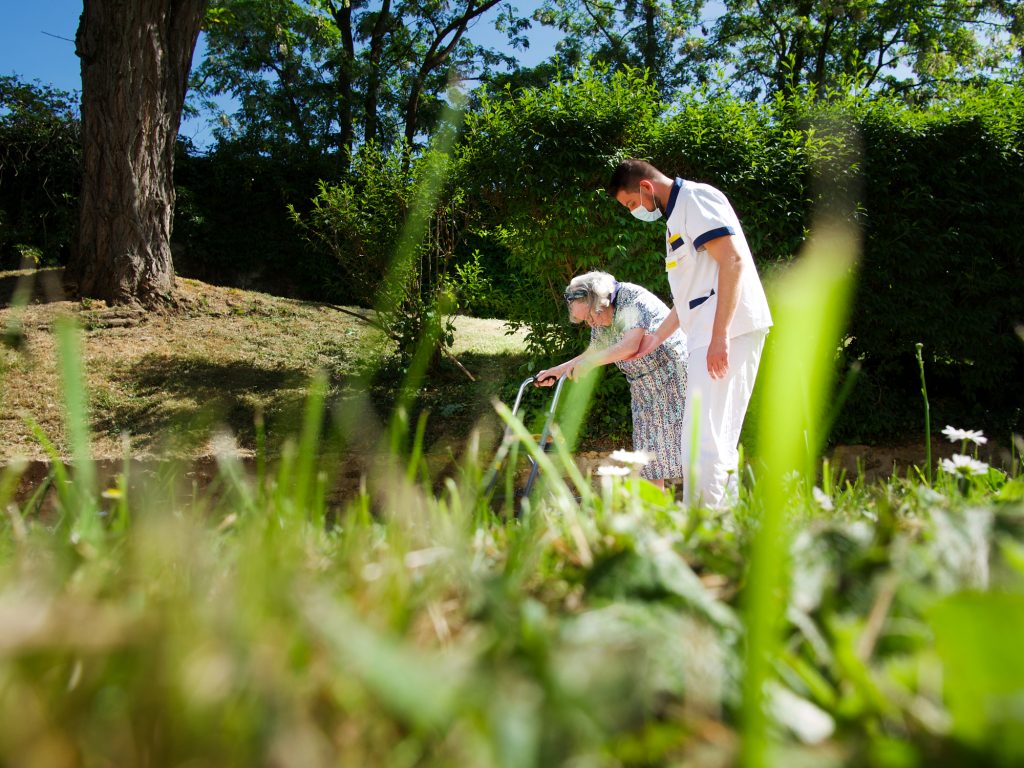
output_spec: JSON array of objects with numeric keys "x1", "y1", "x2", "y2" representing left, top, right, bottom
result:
[
  {"x1": 0, "y1": 269, "x2": 992, "y2": 479},
  {"x1": 0, "y1": 269, "x2": 530, "y2": 463}
]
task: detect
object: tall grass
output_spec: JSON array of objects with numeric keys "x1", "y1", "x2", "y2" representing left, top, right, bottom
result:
[
  {"x1": 2, "y1": 138, "x2": 1024, "y2": 767},
  {"x1": 3, "y1": 303, "x2": 1021, "y2": 765}
]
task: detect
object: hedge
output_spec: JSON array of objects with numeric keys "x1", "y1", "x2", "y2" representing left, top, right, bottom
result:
[{"x1": 455, "y1": 70, "x2": 1024, "y2": 444}]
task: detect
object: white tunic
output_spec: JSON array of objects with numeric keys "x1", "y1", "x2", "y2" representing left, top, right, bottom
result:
[{"x1": 662, "y1": 178, "x2": 773, "y2": 349}]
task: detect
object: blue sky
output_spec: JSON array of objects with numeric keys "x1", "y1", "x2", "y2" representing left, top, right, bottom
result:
[{"x1": 0, "y1": 0, "x2": 562, "y2": 148}]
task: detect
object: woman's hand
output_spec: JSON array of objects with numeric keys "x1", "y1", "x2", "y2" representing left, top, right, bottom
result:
[{"x1": 534, "y1": 367, "x2": 562, "y2": 386}]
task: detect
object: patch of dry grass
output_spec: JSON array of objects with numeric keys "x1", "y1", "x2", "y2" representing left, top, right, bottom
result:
[{"x1": 0, "y1": 270, "x2": 528, "y2": 462}]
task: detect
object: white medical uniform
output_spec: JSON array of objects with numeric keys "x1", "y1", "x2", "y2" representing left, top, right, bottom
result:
[{"x1": 662, "y1": 178, "x2": 773, "y2": 506}]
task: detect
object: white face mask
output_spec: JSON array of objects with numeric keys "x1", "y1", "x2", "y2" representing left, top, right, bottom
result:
[{"x1": 630, "y1": 185, "x2": 662, "y2": 222}]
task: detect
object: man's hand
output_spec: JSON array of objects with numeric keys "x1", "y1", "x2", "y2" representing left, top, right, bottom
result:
[{"x1": 707, "y1": 334, "x2": 729, "y2": 379}]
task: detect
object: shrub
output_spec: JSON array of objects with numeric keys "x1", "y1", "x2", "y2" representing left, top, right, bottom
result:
[
  {"x1": 172, "y1": 142, "x2": 342, "y2": 301},
  {"x1": 0, "y1": 76, "x2": 81, "y2": 267},
  {"x1": 290, "y1": 143, "x2": 486, "y2": 367}
]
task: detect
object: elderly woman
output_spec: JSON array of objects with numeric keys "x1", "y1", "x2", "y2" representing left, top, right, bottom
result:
[{"x1": 536, "y1": 271, "x2": 688, "y2": 489}]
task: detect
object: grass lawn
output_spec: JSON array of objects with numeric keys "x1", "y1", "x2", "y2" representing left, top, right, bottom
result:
[
  {"x1": 2, "y1": 272, "x2": 1023, "y2": 767},
  {"x1": 0, "y1": 268, "x2": 530, "y2": 463},
  {"x1": 0, "y1": 269, "x2": 999, "y2": 485}
]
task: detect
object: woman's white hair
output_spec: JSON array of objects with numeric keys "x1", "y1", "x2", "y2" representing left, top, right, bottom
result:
[{"x1": 564, "y1": 271, "x2": 617, "y2": 323}]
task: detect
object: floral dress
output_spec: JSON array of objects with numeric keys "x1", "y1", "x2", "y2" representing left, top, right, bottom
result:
[{"x1": 590, "y1": 282, "x2": 688, "y2": 481}]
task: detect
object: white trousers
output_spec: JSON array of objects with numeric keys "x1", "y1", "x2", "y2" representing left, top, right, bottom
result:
[{"x1": 681, "y1": 329, "x2": 767, "y2": 507}]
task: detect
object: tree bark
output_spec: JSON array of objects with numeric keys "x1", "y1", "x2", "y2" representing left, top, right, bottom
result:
[
  {"x1": 325, "y1": 0, "x2": 357, "y2": 156},
  {"x1": 403, "y1": 0, "x2": 502, "y2": 149},
  {"x1": 69, "y1": 0, "x2": 206, "y2": 307},
  {"x1": 363, "y1": 0, "x2": 392, "y2": 146}
]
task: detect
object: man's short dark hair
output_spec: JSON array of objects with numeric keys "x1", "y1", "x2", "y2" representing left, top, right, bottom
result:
[{"x1": 607, "y1": 159, "x2": 660, "y2": 198}]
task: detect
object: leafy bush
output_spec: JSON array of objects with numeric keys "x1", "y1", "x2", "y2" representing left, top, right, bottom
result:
[
  {"x1": 289, "y1": 143, "x2": 411, "y2": 308},
  {"x1": 0, "y1": 76, "x2": 81, "y2": 267},
  {"x1": 457, "y1": 67, "x2": 665, "y2": 357},
  {"x1": 290, "y1": 143, "x2": 487, "y2": 367},
  {"x1": 172, "y1": 142, "x2": 342, "y2": 301},
  {"x1": 841, "y1": 84, "x2": 1024, "y2": 441}
]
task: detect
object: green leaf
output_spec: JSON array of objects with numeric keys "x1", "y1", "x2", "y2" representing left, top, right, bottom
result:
[{"x1": 929, "y1": 591, "x2": 1024, "y2": 758}]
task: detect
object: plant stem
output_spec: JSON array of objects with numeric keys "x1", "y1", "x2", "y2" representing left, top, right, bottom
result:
[{"x1": 915, "y1": 343, "x2": 931, "y2": 484}]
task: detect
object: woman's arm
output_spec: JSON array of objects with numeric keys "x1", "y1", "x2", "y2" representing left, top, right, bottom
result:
[
  {"x1": 584, "y1": 327, "x2": 645, "y2": 367},
  {"x1": 536, "y1": 326, "x2": 645, "y2": 384},
  {"x1": 623, "y1": 307, "x2": 680, "y2": 361},
  {"x1": 559, "y1": 328, "x2": 646, "y2": 381}
]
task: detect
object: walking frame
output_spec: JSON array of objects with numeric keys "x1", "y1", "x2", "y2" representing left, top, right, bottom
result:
[{"x1": 483, "y1": 371, "x2": 569, "y2": 511}]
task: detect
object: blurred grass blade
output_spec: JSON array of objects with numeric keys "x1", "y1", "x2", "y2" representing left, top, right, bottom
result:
[
  {"x1": 0, "y1": 458, "x2": 28, "y2": 522},
  {"x1": 55, "y1": 315, "x2": 101, "y2": 542},
  {"x1": 745, "y1": 223, "x2": 857, "y2": 767},
  {"x1": 24, "y1": 415, "x2": 74, "y2": 521},
  {"x1": 406, "y1": 409, "x2": 430, "y2": 484},
  {"x1": 293, "y1": 369, "x2": 328, "y2": 516},
  {"x1": 930, "y1": 591, "x2": 1024, "y2": 758},
  {"x1": 303, "y1": 591, "x2": 463, "y2": 731},
  {"x1": 493, "y1": 401, "x2": 576, "y2": 509}
]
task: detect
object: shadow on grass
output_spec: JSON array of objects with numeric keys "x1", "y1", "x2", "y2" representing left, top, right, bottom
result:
[
  {"x1": 0, "y1": 267, "x2": 68, "y2": 307},
  {"x1": 96, "y1": 353, "x2": 312, "y2": 454},
  {"x1": 93, "y1": 347, "x2": 532, "y2": 459}
]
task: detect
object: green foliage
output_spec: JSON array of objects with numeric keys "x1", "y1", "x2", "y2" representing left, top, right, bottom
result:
[
  {"x1": 458, "y1": 67, "x2": 665, "y2": 356},
  {"x1": 0, "y1": 76, "x2": 80, "y2": 267},
  {"x1": 172, "y1": 142, "x2": 342, "y2": 300},
  {"x1": 529, "y1": 0, "x2": 709, "y2": 94},
  {"x1": 290, "y1": 142, "x2": 484, "y2": 367},
  {"x1": 711, "y1": 0, "x2": 1023, "y2": 101},
  {"x1": 839, "y1": 82, "x2": 1024, "y2": 440},
  {"x1": 289, "y1": 143, "x2": 411, "y2": 307},
  {"x1": 193, "y1": 0, "x2": 530, "y2": 157},
  {"x1": 193, "y1": 0, "x2": 352, "y2": 157},
  {"x1": 456, "y1": 69, "x2": 1024, "y2": 443}
]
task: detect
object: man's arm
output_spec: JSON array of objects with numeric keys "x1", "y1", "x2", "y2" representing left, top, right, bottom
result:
[{"x1": 703, "y1": 235, "x2": 744, "y2": 379}]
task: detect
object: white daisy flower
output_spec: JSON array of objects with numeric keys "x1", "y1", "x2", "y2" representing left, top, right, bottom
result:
[
  {"x1": 812, "y1": 486, "x2": 834, "y2": 511},
  {"x1": 596, "y1": 464, "x2": 632, "y2": 477},
  {"x1": 941, "y1": 425, "x2": 988, "y2": 446},
  {"x1": 939, "y1": 453, "x2": 990, "y2": 477},
  {"x1": 608, "y1": 449, "x2": 653, "y2": 466}
]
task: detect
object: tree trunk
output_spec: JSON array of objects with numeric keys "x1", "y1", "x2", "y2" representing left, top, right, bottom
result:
[
  {"x1": 326, "y1": 0, "x2": 356, "y2": 157},
  {"x1": 642, "y1": 0, "x2": 659, "y2": 91},
  {"x1": 403, "y1": 0, "x2": 503, "y2": 149},
  {"x1": 69, "y1": 0, "x2": 206, "y2": 307},
  {"x1": 363, "y1": 0, "x2": 392, "y2": 146}
]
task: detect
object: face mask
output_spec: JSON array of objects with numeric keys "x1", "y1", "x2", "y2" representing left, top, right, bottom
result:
[{"x1": 630, "y1": 185, "x2": 662, "y2": 222}]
